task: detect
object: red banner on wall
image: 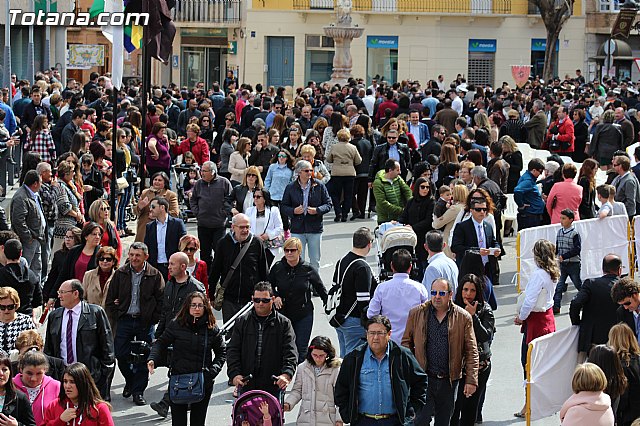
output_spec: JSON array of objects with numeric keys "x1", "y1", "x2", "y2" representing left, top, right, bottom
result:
[{"x1": 511, "y1": 65, "x2": 531, "y2": 88}]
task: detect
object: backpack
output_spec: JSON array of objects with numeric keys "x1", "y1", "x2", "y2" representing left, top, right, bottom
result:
[{"x1": 324, "y1": 257, "x2": 367, "y2": 328}]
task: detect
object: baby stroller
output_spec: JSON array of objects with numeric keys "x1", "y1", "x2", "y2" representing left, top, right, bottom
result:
[
  {"x1": 231, "y1": 389, "x2": 284, "y2": 426},
  {"x1": 375, "y1": 222, "x2": 419, "y2": 282}
]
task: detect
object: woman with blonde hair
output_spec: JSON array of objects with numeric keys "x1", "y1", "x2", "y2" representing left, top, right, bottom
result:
[
  {"x1": 501, "y1": 135, "x2": 523, "y2": 193},
  {"x1": 514, "y1": 239, "x2": 559, "y2": 418},
  {"x1": 559, "y1": 363, "x2": 614, "y2": 426},
  {"x1": 81, "y1": 246, "x2": 118, "y2": 308},
  {"x1": 227, "y1": 165, "x2": 264, "y2": 216},
  {"x1": 474, "y1": 112, "x2": 492, "y2": 135},
  {"x1": 432, "y1": 184, "x2": 468, "y2": 259},
  {"x1": 87, "y1": 199, "x2": 122, "y2": 260},
  {"x1": 326, "y1": 128, "x2": 362, "y2": 222},
  {"x1": 228, "y1": 137, "x2": 252, "y2": 186},
  {"x1": 299, "y1": 144, "x2": 330, "y2": 185},
  {"x1": 608, "y1": 323, "x2": 640, "y2": 425},
  {"x1": 178, "y1": 235, "x2": 208, "y2": 286}
]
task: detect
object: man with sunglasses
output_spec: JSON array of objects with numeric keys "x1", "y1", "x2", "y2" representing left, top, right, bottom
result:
[
  {"x1": 227, "y1": 281, "x2": 297, "y2": 398},
  {"x1": 611, "y1": 276, "x2": 640, "y2": 343},
  {"x1": 402, "y1": 278, "x2": 479, "y2": 426},
  {"x1": 368, "y1": 129, "x2": 412, "y2": 184}
]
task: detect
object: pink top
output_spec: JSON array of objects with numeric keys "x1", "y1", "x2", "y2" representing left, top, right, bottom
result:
[
  {"x1": 75, "y1": 252, "x2": 92, "y2": 281},
  {"x1": 546, "y1": 178, "x2": 583, "y2": 224}
]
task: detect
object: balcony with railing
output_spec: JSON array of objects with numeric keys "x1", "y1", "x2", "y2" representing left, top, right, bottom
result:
[
  {"x1": 172, "y1": 0, "x2": 241, "y2": 23},
  {"x1": 292, "y1": 0, "x2": 513, "y2": 14}
]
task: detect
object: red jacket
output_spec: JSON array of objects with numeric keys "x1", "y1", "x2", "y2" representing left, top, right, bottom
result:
[
  {"x1": 376, "y1": 100, "x2": 398, "y2": 123},
  {"x1": 44, "y1": 398, "x2": 114, "y2": 426},
  {"x1": 171, "y1": 136, "x2": 211, "y2": 165},
  {"x1": 543, "y1": 118, "x2": 575, "y2": 153}
]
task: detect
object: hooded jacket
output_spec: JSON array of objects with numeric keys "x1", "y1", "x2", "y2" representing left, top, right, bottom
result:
[
  {"x1": 14, "y1": 374, "x2": 60, "y2": 426},
  {"x1": 559, "y1": 391, "x2": 614, "y2": 426},
  {"x1": 0, "y1": 262, "x2": 43, "y2": 316}
]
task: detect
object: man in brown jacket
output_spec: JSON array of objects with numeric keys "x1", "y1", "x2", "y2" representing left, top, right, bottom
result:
[
  {"x1": 523, "y1": 100, "x2": 547, "y2": 149},
  {"x1": 402, "y1": 278, "x2": 479, "y2": 426}
]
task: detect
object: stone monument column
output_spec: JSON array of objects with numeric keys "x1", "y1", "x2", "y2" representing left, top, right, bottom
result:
[{"x1": 324, "y1": 0, "x2": 363, "y2": 86}]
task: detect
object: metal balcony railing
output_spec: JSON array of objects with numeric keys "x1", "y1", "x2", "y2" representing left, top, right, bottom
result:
[
  {"x1": 293, "y1": 0, "x2": 512, "y2": 14},
  {"x1": 172, "y1": 0, "x2": 241, "y2": 23}
]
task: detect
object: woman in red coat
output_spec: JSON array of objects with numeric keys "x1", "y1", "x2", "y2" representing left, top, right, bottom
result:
[
  {"x1": 543, "y1": 105, "x2": 575, "y2": 154},
  {"x1": 44, "y1": 363, "x2": 114, "y2": 426},
  {"x1": 171, "y1": 123, "x2": 211, "y2": 166}
]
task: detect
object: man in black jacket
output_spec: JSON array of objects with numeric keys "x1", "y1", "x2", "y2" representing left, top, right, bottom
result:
[
  {"x1": 150, "y1": 251, "x2": 205, "y2": 418},
  {"x1": 0, "y1": 239, "x2": 42, "y2": 316},
  {"x1": 334, "y1": 315, "x2": 427, "y2": 425},
  {"x1": 570, "y1": 254, "x2": 622, "y2": 353},
  {"x1": 209, "y1": 213, "x2": 269, "y2": 322},
  {"x1": 611, "y1": 276, "x2": 640, "y2": 341},
  {"x1": 105, "y1": 242, "x2": 164, "y2": 406},
  {"x1": 44, "y1": 279, "x2": 115, "y2": 400},
  {"x1": 227, "y1": 281, "x2": 297, "y2": 398},
  {"x1": 248, "y1": 129, "x2": 279, "y2": 181},
  {"x1": 368, "y1": 129, "x2": 412, "y2": 183}
]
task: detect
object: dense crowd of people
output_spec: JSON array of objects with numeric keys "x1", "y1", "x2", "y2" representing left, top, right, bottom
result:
[{"x1": 0, "y1": 67, "x2": 639, "y2": 425}]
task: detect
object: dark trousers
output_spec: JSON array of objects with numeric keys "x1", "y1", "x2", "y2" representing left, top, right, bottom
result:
[
  {"x1": 114, "y1": 315, "x2": 154, "y2": 395},
  {"x1": 197, "y1": 226, "x2": 226, "y2": 271},
  {"x1": 329, "y1": 175, "x2": 355, "y2": 218},
  {"x1": 272, "y1": 201, "x2": 290, "y2": 231},
  {"x1": 554, "y1": 262, "x2": 582, "y2": 309},
  {"x1": 170, "y1": 386, "x2": 213, "y2": 426},
  {"x1": 353, "y1": 417, "x2": 402, "y2": 426},
  {"x1": 517, "y1": 212, "x2": 542, "y2": 231},
  {"x1": 352, "y1": 176, "x2": 369, "y2": 217},
  {"x1": 155, "y1": 263, "x2": 169, "y2": 282},
  {"x1": 450, "y1": 364, "x2": 492, "y2": 426},
  {"x1": 292, "y1": 313, "x2": 314, "y2": 363},
  {"x1": 416, "y1": 377, "x2": 459, "y2": 426}
]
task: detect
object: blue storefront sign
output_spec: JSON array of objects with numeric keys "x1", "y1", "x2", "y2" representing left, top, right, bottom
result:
[
  {"x1": 367, "y1": 36, "x2": 399, "y2": 49},
  {"x1": 531, "y1": 39, "x2": 559, "y2": 52},
  {"x1": 468, "y1": 39, "x2": 497, "y2": 53}
]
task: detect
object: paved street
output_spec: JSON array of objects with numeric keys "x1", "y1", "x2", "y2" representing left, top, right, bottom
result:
[{"x1": 107, "y1": 213, "x2": 575, "y2": 425}]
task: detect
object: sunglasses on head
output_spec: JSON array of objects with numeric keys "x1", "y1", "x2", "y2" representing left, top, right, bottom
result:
[
  {"x1": 252, "y1": 297, "x2": 272, "y2": 304},
  {"x1": 430, "y1": 290, "x2": 447, "y2": 297}
]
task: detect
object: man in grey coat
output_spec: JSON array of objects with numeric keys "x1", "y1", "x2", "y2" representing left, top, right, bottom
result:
[
  {"x1": 524, "y1": 100, "x2": 547, "y2": 149},
  {"x1": 612, "y1": 155, "x2": 640, "y2": 219},
  {"x1": 9, "y1": 170, "x2": 45, "y2": 282}
]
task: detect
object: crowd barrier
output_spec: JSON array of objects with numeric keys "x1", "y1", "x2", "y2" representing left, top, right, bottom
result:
[
  {"x1": 524, "y1": 326, "x2": 580, "y2": 424},
  {"x1": 515, "y1": 215, "x2": 632, "y2": 291}
]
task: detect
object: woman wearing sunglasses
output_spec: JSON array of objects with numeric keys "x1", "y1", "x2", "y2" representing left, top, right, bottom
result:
[
  {"x1": 450, "y1": 273, "x2": 495, "y2": 426},
  {"x1": 0, "y1": 287, "x2": 36, "y2": 354},
  {"x1": 178, "y1": 235, "x2": 208, "y2": 286},
  {"x1": 227, "y1": 165, "x2": 264, "y2": 217},
  {"x1": 87, "y1": 199, "x2": 122, "y2": 261},
  {"x1": 268, "y1": 237, "x2": 328, "y2": 363},
  {"x1": 81, "y1": 246, "x2": 119, "y2": 310}
]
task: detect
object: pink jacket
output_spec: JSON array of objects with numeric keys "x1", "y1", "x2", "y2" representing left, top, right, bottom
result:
[
  {"x1": 546, "y1": 178, "x2": 583, "y2": 224},
  {"x1": 14, "y1": 374, "x2": 61, "y2": 426},
  {"x1": 560, "y1": 391, "x2": 614, "y2": 426}
]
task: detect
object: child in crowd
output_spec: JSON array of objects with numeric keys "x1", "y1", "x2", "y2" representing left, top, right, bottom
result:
[
  {"x1": 597, "y1": 184, "x2": 613, "y2": 219},
  {"x1": 554, "y1": 208, "x2": 582, "y2": 315},
  {"x1": 559, "y1": 363, "x2": 614, "y2": 426},
  {"x1": 607, "y1": 185, "x2": 628, "y2": 217},
  {"x1": 433, "y1": 185, "x2": 452, "y2": 219}
]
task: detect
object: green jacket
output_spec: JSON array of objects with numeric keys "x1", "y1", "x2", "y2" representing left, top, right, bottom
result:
[{"x1": 372, "y1": 169, "x2": 412, "y2": 223}]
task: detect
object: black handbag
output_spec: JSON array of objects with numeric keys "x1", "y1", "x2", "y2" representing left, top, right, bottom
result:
[{"x1": 169, "y1": 329, "x2": 208, "y2": 405}]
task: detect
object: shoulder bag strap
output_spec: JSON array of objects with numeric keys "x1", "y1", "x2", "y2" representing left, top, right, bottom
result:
[
  {"x1": 220, "y1": 235, "x2": 253, "y2": 290},
  {"x1": 201, "y1": 328, "x2": 208, "y2": 372},
  {"x1": 340, "y1": 258, "x2": 368, "y2": 317}
]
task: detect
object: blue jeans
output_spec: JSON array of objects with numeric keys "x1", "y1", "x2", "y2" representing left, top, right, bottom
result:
[
  {"x1": 114, "y1": 315, "x2": 154, "y2": 395},
  {"x1": 117, "y1": 185, "x2": 133, "y2": 230},
  {"x1": 554, "y1": 262, "x2": 582, "y2": 309},
  {"x1": 291, "y1": 232, "x2": 322, "y2": 271},
  {"x1": 292, "y1": 313, "x2": 314, "y2": 363},
  {"x1": 336, "y1": 316, "x2": 365, "y2": 357}
]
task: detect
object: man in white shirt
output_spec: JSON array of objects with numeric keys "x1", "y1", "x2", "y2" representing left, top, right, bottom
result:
[
  {"x1": 423, "y1": 230, "x2": 459, "y2": 296},
  {"x1": 367, "y1": 249, "x2": 428, "y2": 343},
  {"x1": 450, "y1": 90, "x2": 464, "y2": 116}
]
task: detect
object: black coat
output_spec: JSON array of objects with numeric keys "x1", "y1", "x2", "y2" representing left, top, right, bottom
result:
[
  {"x1": 149, "y1": 316, "x2": 226, "y2": 386},
  {"x1": 0, "y1": 263, "x2": 42, "y2": 315},
  {"x1": 569, "y1": 274, "x2": 620, "y2": 353},
  {"x1": 157, "y1": 275, "x2": 205, "y2": 339},
  {"x1": 144, "y1": 215, "x2": 187, "y2": 268},
  {"x1": 572, "y1": 120, "x2": 589, "y2": 163},
  {"x1": 225, "y1": 184, "x2": 254, "y2": 216},
  {"x1": 334, "y1": 340, "x2": 427, "y2": 425},
  {"x1": 473, "y1": 301, "x2": 495, "y2": 363},
  {"x1": 578, "y1": 176, "x2": 597, "y2": 220},
  {"x1": 350, "y1": 137, "x2": 375, "y2": 178},
  {"x1": 82, "y1": 165, "x2": 104, "y2": 215},
  {"x1": 398, "y1": 196, "x2": 435, "y2": 262},
  {"x1": 451, "y1": 218, "x2": 499, "y2": 268},
  {"x1": 226, "y1": 308, "x2": 298, "y2": 395},
  {"x1": 368, "y1": 142, "x2": 412, "y2": 182},
  {"x1": 618, "y1": 355, "x2": 640, "y2": 425},
  {"x1": 268, "y1": 258, "x2": 328, "y2": 322},
  {"x1": 504, "y1": 150, "x2": 523, "y2": 194},
  {"x1": 1, "y1": 390, "x2": 35, "y2": 426},
  {"x1": 44, "y1": 301, "x2": 115, "y2": 384},
  {"x1": 43, "y1": 249, "x2": 68, "y2": 302}
]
